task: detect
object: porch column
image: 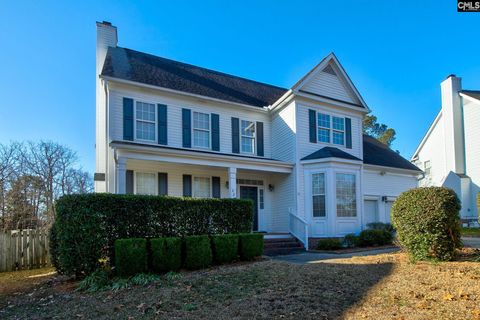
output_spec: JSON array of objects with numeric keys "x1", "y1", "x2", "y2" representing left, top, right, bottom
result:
[
  {"x1": 116, "y1": 157, "x2": 127, "y2": 194},
  {"x1": 228, "y1": 167, "x2": 237, "y2": 198}
]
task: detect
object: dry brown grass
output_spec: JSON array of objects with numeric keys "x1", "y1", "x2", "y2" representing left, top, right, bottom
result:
[{"x1": 1, "y1": 250, "x2": 480, "y2": 319}]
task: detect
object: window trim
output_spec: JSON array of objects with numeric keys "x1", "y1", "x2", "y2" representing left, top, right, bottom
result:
[
  {"x1": 240, "y1": 119, "x2": 256, "y2": 155},
  {"x1": 192, "y1": 111, "x2": 211, "y2": 149},
  {"x1": 424, "y1": 160, "x2": 431, "y2": 176},
  {"x1": 316, "y1": 111, "x2": 346, "y2": 147},
  {"x1": 134, "y1": 171, "x2": 158, "y2": 195},
  {"x1": 192, "y1": 175, "x2": 212, "y2": 198},
  {"x1": 134, "y1": 100, "x2": 158, "y2": 143},
  {"x1": 311, "y1": 171, "x2": 327, "y2": 218},
  {"x1": 335, "y1": 172, "x2": 357, "y2": 218}
]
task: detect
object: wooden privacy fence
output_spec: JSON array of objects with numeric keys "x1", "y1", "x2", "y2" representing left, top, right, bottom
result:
[{"x1": 0, "y1": 229, "x2": 51, "y2": 272}]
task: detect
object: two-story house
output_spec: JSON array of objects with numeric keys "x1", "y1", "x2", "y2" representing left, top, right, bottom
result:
[
  {"x1": 95, "y1": 22, "x2": 421, "y2": 248},
  {"x1": 412, "y1": 75, "x2": 480, "y2": 224}
]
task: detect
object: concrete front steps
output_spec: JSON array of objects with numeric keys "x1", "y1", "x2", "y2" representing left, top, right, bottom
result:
[{"x1": 263, "y1": 234, "x2": 305, "y2": 256}]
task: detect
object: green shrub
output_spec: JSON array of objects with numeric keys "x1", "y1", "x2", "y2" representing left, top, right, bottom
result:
[
  {"x1": 366, "y1": 222, "x2": 395, "y2": 234},
  {"x1": 52, "y1": 194, "x2": 253, "y2": 276},
  {"x1": 49, "y1": 224, "x2": 62, "y2": 273},
  {"x1": 238, "y1": 233, "x2": 264, "y2": 260},
  {"x1": 114, "y1": 238, "x2": 147, "y2": 277},
  {"x1": 358, "y1": 229, "x2": 393, "y2": 247},
  {"x1": 343, "y1": 233, "x2": 359, "y2": 248},
  {"x1": 392, "y1": 187, "x2": 462, "y2": 261},
  {"x1": 211, "y1": 234, "x2": 239, "y2": 264},
  {"x1": 316, "y1": 238, "x2": 342, "y2": 250},
  {"x1": 183, "y1": 235, "x2": 212, "y2": 270},
  {"x1": 76, "y1": 269, "x2": 111, "y2": 292},
  {"x1": 150, "y1": 237, "x2": 182, "y2": 273}
]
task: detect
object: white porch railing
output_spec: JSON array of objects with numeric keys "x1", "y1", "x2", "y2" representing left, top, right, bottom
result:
[{"x1": 289, "y1": 210, "x2": 309, "y2": 250}]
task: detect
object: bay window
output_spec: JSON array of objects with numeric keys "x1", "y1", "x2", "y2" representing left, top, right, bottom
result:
[
  {"x1": 312, "y1": 173, "x2": 326, "y2": 217},
  {"x1": 336, "y1": 173, "x2": 357, "y2": 217}
]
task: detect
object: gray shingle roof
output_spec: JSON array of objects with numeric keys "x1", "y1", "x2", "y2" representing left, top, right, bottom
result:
[
  {"x1": 301, "y1": 147, "x2": 361, "y2": 161},
  {"x1": 101, "y1": 47, "x2": 288, "y2": 107},
  {"x1": 363, "y1": 135, "x2": 421, "y2": 171},
  {"x1": 461, "y1": 90, "x2": 480, "y2": 101}
]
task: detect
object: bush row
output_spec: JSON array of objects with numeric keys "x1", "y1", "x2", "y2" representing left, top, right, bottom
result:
[
  {"x1": 52, "y1": 194, "x2": 254, "y2": 276},
  {"x1": 115, "y1": 233, "x2": 264, "y2": 277}
]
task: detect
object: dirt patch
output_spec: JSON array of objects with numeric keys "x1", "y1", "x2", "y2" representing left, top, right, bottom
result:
[
  {"x1": 1, "y1": 251, "x2": 480, "y2": 319},
  {"x1": 0, "y1": 268, "x2": 56, "y2": 297}
]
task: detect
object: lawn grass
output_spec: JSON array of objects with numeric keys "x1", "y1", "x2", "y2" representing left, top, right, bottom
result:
[
  {"x1": 461, "y1": 227, "x2": 480, "y2": 237},
  {"x1": 1, "y1": 251, "x2": 480, "y2": 319}
]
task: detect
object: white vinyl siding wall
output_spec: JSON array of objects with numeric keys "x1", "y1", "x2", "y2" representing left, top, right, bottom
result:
[
  {"x1": 302, "y1": 69, "x2": 360, "y2": 105},
  {"x1": 108, "y1": 83, "x2": 272, "y2": 157},
  {"x1": 463, "y1": 100, "x2": 480, "y2": 219}
]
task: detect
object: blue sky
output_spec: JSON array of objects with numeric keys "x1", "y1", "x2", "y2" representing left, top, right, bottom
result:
[{"x1": 0, "y1": 0, "x2": 479, "y2": 173}]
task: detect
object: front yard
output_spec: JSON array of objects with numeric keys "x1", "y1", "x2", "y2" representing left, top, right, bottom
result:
[{"x1": 2, "y1": 250, "x2": 480, "y2": 319}]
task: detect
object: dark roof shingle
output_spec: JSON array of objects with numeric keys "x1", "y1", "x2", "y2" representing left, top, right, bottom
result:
[
  {"x1": 101, "y1": 47, "x2": 288, "y2": 107},
  {"x1": 301, "y1": 147, "x2": 361, "y2": 161},
  {"x1": 363, "y1": 135, "x2": 421, "y2": 171},
  {"x1": 461, "y1": 90, "x2": 480, "y2": 101}
]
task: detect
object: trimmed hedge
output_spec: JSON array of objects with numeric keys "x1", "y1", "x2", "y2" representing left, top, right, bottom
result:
[
  {"x1": 366, "y1": 222, "x2": 395, "y2": 234},
  {"x1": 183, "y1": 235, "x2": 212, "y2": 270},
  {"x1": 115, "y1": 238, "x2": 147, "y2": 277},
  {"x1": 358, "y1": 229, "x2": 393, "y2": 247},
  {"x1": 392, "y1": 187, "x2": 462, "y2": 261},
  {"x1": 316, "y1": 238, "x2": 342, "y2": 250},
  {"x1": 150, "y1": 237, "x2": 182, "y2": 273},
  {"x1": 211, "y1": 234, "x2": 239, "y2": 264},
  {"x1": 343, "y1": 234, "x2": 359, "y2": 248},
  {"x1": 238, "y1": 233, "x2": 264, "y2": 260},
  {"x1": 52, "y1": 194, "x2": 253, "y2": 276}
]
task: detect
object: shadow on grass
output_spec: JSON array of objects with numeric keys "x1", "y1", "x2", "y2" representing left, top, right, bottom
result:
[{"x1": 0, "y1": 260, "x2": 394, "y2": 320}]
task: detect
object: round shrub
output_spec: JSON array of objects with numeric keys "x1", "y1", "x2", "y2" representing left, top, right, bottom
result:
[
  {"x1": 315, "y1": 238, "x2": 342, "y2": 250},
  {"x1": 391, "y1": 187, "x2": 462, "y2": 261},
  {"x1": 343, "y1": 233, "x2": 359, "y2": 248},
  {"x1": 358, "y1": 229, "x2": 393, "y2": 247}
]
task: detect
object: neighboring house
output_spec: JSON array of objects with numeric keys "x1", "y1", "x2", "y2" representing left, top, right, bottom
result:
[
  {"x1": 412, "y1": 75, "x2": 480, "y2": 223},
  {"x1": 95, "y1": 21, "x2": 421, "y2": 248}
]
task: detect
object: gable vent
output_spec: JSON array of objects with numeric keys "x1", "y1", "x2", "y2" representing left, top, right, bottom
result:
[{"x1": 322, "y1": 64, "x2": 336, "y2": 76}]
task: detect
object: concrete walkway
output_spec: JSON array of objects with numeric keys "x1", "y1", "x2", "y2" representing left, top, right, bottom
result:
[
  {"x1": 271, "y1": 247, "x2": 399, "y2": 264},
  {"x1": 462, "y1": 237, "x2": 480, "y2": 248}
]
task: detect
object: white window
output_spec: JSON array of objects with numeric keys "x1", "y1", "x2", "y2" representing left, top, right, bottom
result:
[
  {"x1": 193, "y1": 177, "x2": 211, "y2": 198},
  {"x1": 135, "y1": 172, "x2": 156, "y2": 195},
  {"x1": 312, "y1": 173, "x2": 326, "y2": 217},
  {"x1": 424, "y1": 160, "x2": 431, "y2": 176},
  {"x1": 241, "y1": 120, "x2": 255, "y2": 154},
  {"x1": 135, "y1": 101, "x2": 156, "y2": 142},
  {"x1": 336, "y1": 173, "x2": 357, "y2": 217},
  {"x1": 259, "y1": 189, "x2": 264, "y2": 210},
  {"x1": 317, "y1": 112, "x2": 345, "y2": 146},
  {"x1": 193, "y1": 112, "x2": 210, "y2": 148}
]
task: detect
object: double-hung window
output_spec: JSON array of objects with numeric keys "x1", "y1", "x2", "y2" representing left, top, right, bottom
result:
[
  {"x1": 424, "y1": 160, "x2": 431, "y2": 176},
  {"x1": 135, "y1": 102, "x2": 156, "y2": 142},
  {"x1": 312, "y1": 173, "x2": 326, "y2": 217},
  {"x1": 135, "y1": 172, "x2": 156, "y2": 195},
  {"x1": 336, "y1": 173, "x2": 357, "y2": 217},
  {"x1": 193, "y1": 112, "x2": 210, "y2": 148},
  {"x1": 241, "y1": 120, "x2": 255, "y2": 154},
  {"x1": 317, "y1": 112, "x2": 345, "y2": 146},
  {"x1": 193, "y1": 177, "x2": 210, "y2": 198}
]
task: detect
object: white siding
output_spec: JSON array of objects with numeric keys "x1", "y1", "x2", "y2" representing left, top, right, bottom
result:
[
  {"x1": 295, "y1": 103, "x2": 363, "y2": 160},
  {"x1": 271, "y1": 101, "x2": 296, "y2": 162},
  {"x1": 415, "y1": 112, "x2": 447, "y2": 186},
  {"x1": 463, "y1": 99, "x2": 480, "y2": 218},
  {"x1": 108, "y1": 82, "x2": 272, "y2": 158},
  {"x1": 302, "y1": 70, "x2": 359, "y2": 104}
]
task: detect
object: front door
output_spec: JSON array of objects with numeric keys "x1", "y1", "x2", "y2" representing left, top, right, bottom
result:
[{"x1": 240, "y1": 186, "x2": 259, "y2": 231}]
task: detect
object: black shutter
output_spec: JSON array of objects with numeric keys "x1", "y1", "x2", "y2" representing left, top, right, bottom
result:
[
  {"x1": 126, "y1": 170, "x2": 134, "y2": 194},
  {"x1": 123, "y1": 98, "x2": 134, "y2": 141},
  {"x1": 232, "y1": 117, "x2": 240, "y2": 153},
  {"x1": 182, "y1": 108, "x2": 191, "y2": 148},
  {"x1": 211, "y1": 113, "x2": 220, "y2": 151},
  {"x1": 212, "y1": 176, "x2": 221, "y2": 198},
  {"x1": 158, "y1": 104, "x2": 167, "y2": 145},
  {"x1": 256, "y1": 121, "x2": 264, "y2": 156},
  {"x1": 309, "y1": 109, "x2": 317, "y2": 143},
  {"x1": 158, "y1": 172, "x2": 168, "y2": 196},
  {"x1": 183, "y1": 174, "x2": 192, "y2": 197},
  {"x1": 345, "y1": 117, "x2": 352, "y2": 149}
]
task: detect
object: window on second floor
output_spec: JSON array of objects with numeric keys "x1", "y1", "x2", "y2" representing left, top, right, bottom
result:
[
  {"x1": 135, "y1": 102, "x2": 156, "y2": 142},
  {"x1": 241, "y1": 120, "x2": 255, "y2": 154},
  {"x1": 193, "y1": 112, "x2": 210, "y2": 148},
  {"x1": 424, "y1": 160, "x2": 431, "y2": 176},
  {"x1": 317, "y1": 112, "x2": 345, "y2": 146}
]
